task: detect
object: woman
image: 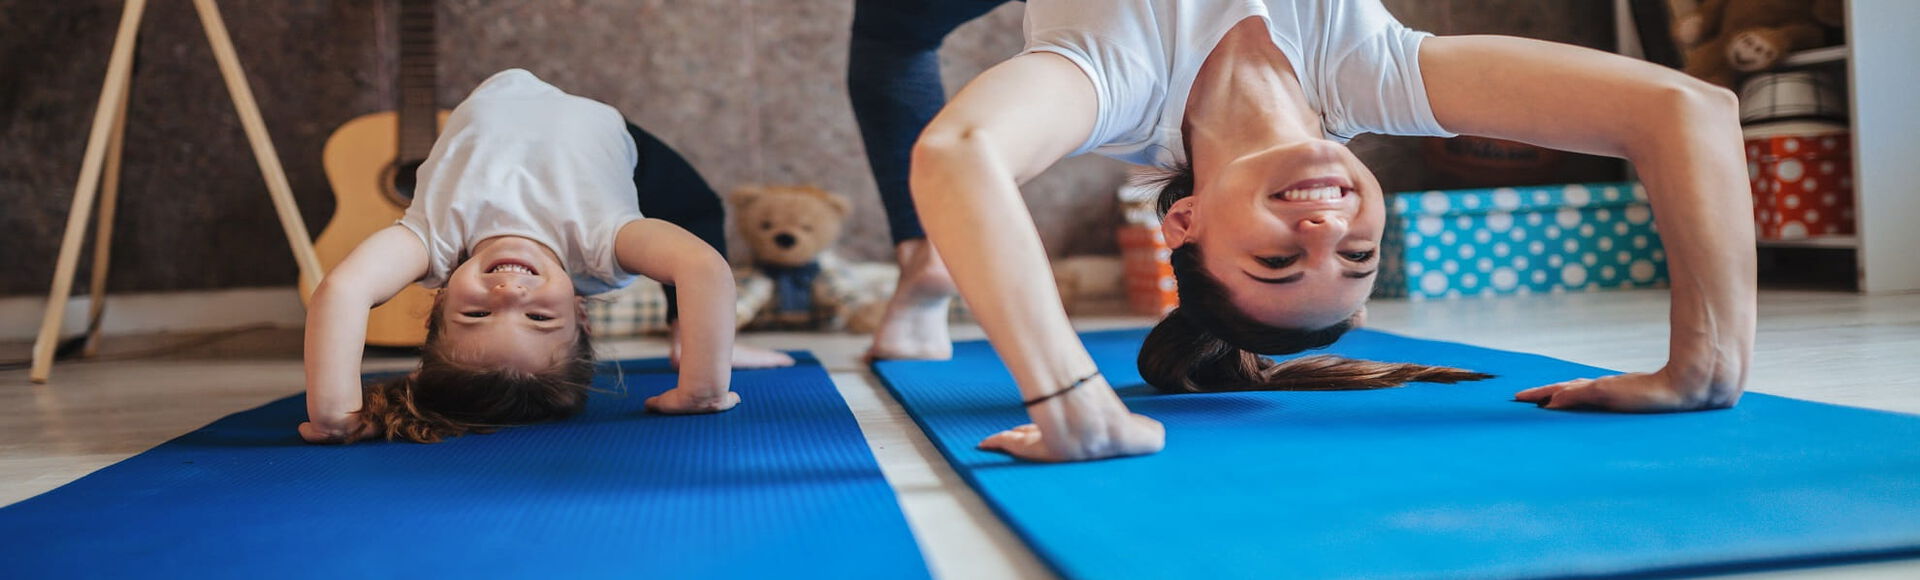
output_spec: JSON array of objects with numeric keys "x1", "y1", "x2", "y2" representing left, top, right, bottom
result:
[{"x1": 855, "y1": 0, "x2": 1756, "y2": 462}]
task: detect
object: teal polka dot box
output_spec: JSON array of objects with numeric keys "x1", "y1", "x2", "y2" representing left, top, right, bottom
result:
[{"x1": 1377, "y1": 182, "x2": 1670, "y2": 300}]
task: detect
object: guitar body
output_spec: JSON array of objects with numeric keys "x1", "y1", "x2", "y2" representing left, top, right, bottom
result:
[{"x1": 303, "y1": 109, "x2": 450, "y2": 347}]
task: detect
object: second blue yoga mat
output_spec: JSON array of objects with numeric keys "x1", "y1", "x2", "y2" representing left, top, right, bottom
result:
[
  {"x1": 1, "y1": 353, "x2": 927, "y2": 579},
  {"x1": 873, "y1": 328, "x2": 1920, "y2": 579}
]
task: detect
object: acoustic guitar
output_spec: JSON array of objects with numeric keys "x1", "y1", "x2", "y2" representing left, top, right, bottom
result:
[{"x1": 305, "y1": 0, "x2": 447, "y2": 347}]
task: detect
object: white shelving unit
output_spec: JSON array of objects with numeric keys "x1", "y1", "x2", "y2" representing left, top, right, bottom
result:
[
  {"x1": 1842, "y1": 1, "x2": 1920, "y2": 293},
  {"x1": 1760, "y1": 2, "x2": 1920, "y2": 294},
  {"x1": 1757, "y1": 235, "x2": 1858, "y2": 250}
]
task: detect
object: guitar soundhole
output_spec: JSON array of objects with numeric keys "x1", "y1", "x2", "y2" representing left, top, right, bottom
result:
[{"x1": 384, "y1": 159, "x2": 427, "y2": 207}]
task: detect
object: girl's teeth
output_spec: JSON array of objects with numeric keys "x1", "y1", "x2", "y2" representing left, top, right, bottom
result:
[
  {"x1": 1279, "y1": 186, "x2": 1345, "y2": 201},
  {"x1": 490, "y1": 264, "x2": 535, "y2": 275}
]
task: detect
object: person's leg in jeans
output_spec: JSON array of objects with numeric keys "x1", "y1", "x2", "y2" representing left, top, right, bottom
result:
[
  {"x1": 848, "y1": 0, "x2": 1009, "y2": 360},
  {"x1": 626, "y1": 122, "x2": 794, "y2": 369}
]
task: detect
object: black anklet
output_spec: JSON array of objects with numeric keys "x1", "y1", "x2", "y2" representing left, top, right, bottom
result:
[{"x1": 1024, "y1": 370, "x2": 1103, "y2": 407}]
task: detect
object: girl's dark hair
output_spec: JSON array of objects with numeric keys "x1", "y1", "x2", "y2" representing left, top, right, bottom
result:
[
  {"x1": 1133, "y1": 163, "x2": 1491, "y2": 393},
  {"x1": 352, "y1": 295, "x2": 596, "y2": 443}
]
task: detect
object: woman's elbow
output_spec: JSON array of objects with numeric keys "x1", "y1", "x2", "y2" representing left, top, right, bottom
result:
[{"x1": 1657, "y1": 75, "x2": 1740, "y2": 126}]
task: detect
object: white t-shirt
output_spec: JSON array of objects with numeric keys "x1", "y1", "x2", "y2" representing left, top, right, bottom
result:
[
  {"x1": 1023, "y1": 0, "x2": 1457, "y2": 166},
  {"x1": 398, "y1": 69, "x2": 644, "y2": 295}
]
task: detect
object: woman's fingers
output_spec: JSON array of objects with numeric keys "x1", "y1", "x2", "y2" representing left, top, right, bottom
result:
[
  {"x1": 1526, "y1": 372, "x2": 1697, "y2": 412},
  {"x1": 978, "y1": 424, "x2": 1060, "y2": 461},
  {"x1": 1542, "y1": 380, "x2": 1613, "y2": 410},
  {"x1": 1515, "y1": 378, "x2": 1591, "y2": 403}
]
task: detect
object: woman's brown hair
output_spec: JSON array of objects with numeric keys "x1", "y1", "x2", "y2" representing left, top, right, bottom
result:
[
  {"x1": 352, "y1": 295, "x2": 596, "y2": 443},
  {"x1": 1135, "y1": 163, "x2": 1491, "y2": 393}
]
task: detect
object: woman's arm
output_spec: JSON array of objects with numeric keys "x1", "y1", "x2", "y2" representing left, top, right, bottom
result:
[
  {"x1": 301, "y1": 226, "x2": 430, "y2": 442},
  {"x1": 614, "y1": 218, "x2": 739, "y2": 414},
  {"x1": 1419, "y1": 35, "x2": 1756, "y2": 410},
  {"x1": 911, "y1": 52, "x2": 1163, "y2": 461}
]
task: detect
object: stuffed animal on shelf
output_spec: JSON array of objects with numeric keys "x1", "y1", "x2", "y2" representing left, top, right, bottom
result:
[
  {"x1": 1673, "y1": 0, "x2": 1844, "y2": 88},
  {"x1": 729, "y1": 185, "x2": 896, "y2": 332}
]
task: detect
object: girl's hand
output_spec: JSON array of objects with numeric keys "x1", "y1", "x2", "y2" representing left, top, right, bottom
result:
[
  {"x1": 1514, "y1": 367, "x2": 1741, "y2": 412},
  {"x1": 298, "y1": 415, "x2": 373, "y2": 444},
  {"x1": 645, "y1": 387, "x2": 741, "y2": 415},
  {"x1": 977, "y1": 413, "x2": 1165, "y2": 462}
]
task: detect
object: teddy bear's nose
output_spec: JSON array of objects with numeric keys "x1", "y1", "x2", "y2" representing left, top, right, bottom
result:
[{"x1": 774, "y1": 233, "x2": 797, "y2": 249}]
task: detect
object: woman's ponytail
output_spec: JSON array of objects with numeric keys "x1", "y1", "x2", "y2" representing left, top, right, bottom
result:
[
  {"x1": 1138, "y1": 308, "x2": 1491, "y2": 393},
  {"x1": 1138, "y1": 307, "x2": 1268, "y2": 393}
]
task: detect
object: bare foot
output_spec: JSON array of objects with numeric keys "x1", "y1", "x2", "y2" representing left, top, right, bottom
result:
[
  {"x1": 866, "y1": 239, "x2": 957, "y2": 361},
  {"x1": 669, "y1": 324, "x2": 796, "y2": 369},
  {"x1": 730, "y1": 344, "x2": 796, "y2": 369}
]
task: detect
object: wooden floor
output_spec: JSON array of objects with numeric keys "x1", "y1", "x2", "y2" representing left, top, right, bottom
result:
[{"x1": 4, "y1": 288, "x2": 1918, "y2": 579}]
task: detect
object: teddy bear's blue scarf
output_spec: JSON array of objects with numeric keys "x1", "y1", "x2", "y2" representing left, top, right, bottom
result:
[{"x1": 763, "y1": 262, "x2": 824, "y2": 317}]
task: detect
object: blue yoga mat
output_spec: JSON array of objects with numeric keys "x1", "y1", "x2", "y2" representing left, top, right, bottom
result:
[
  {"x1": 873, "y1": 328, "x2": 1920, "y2": 579},
  {"x1": 2, "y1": 354, "x2": 927, "y2": 579}
]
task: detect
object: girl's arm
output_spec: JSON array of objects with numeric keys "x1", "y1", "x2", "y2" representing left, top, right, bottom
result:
[
  {"x1": 911, "y1": 52, "x2": 1164, "y2": 461},
  {"x1": 1419, "y1": 35, "x2": 1756, "y2": 410},
  {"x1": 614, "y1": 218, "x2": 739, "y2": 414},
  {"x1": 301, "y1": 226, "x2": 430, "y2": 442}
]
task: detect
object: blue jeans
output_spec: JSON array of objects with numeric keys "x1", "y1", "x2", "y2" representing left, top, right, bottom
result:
[{"x1": 848, "y1": 0, "x2": 1014, "y2": 245}]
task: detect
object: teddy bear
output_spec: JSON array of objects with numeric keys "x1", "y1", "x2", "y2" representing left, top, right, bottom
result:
[
  {"x1": 729, "y1": 185, "x2": 897, "y2": 332},
  {"x1": 1674, "y1": 0, "x2": 1844, "y2": 88}
]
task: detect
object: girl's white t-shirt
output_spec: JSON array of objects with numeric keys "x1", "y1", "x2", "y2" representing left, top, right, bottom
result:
[
  {"x1": 1023, "y1": 0, "x2": 1457, "y2": 166},
  {"x1": 398, "y1": 69, "x2": 644, "y2": 296}
]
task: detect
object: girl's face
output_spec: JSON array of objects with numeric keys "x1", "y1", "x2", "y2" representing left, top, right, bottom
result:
[
  {"x1": 437, "y1": 236, "x2": 582, "y2": 373},
  {"x1": 1164, "y1": 139, "x2": 1385, "y2": 330}
]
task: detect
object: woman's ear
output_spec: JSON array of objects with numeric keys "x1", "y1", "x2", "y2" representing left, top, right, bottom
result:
[
  {"x1": 1351, "y1": 304, "x2": 1368, "y2": 328},
  {"x1": 1160, "y1": 196, "x2": 1198, "y2": 249}
]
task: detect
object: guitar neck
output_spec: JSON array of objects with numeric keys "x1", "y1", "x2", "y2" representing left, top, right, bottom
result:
[{"x1": 397, "y1": 0, "x2": 437, "y2": 162}]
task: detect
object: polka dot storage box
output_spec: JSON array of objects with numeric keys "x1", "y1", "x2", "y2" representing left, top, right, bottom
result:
[
  {"x1": 1744, "y1": 124, "x2": 1854, "y2": 240},
  {"x1": 1377, "y1": 182, "x2": 1669, "y2": 300}
]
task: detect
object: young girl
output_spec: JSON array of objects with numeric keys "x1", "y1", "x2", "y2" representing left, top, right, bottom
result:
[
  {"x1": 299, "y1": 69, "x2": 788, "y2": 443},
  {"x1": 882, "y1": 0, "x2": 1755, "y2": 461}
]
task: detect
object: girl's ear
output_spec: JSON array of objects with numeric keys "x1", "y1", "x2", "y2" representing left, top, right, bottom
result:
[
  {"x1": 575, "y1": 296, "x2": 591, "y2": 333},
  {"x1": 1160, "y1": 196, "x2": 1198, "y2": 249}
]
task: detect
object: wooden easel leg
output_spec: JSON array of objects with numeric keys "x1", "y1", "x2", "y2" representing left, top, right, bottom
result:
[
  {"x1": 83, "y1": 80, "x2": 133, "y2": 358},
  {"x1": 191, "y1": 0, "x2": 326, "y2": 298},
  {"x1": 31, "y1": 0, "x2": 148, "y2": 384}
]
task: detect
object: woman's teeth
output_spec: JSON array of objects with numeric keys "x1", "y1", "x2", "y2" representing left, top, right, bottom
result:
[
  {"x1": 489, "y1": 263, "x2": 536, "y2": 275},
  {"x1": 1279, "y1": 186, "x2": 1346, "y2": 201}
]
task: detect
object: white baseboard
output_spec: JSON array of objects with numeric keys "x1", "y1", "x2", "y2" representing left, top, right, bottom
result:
[{"x1": 0, "y1": 287, "x2": 305, "y2": 341}]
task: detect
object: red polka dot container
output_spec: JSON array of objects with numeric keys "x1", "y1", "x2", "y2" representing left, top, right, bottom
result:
[{"x1": 1746, "y1": 131, "x2": 1855, "y2": 240}]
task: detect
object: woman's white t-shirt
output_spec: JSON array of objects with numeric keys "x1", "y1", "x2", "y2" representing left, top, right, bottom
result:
[
  {"x1": 398, "y1": 69, "x2": 644, "y2": 296},
  {"x1": 1022, "y1": 0, "x2": 1457, "y2": 166}
]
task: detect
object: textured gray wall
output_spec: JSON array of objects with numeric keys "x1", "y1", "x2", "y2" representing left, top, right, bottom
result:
[{"x1": 1, "y1": 0, "x2": 1614, "y2": 297}]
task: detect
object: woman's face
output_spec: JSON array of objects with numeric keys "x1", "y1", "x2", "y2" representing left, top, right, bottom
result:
[
  {"x1": 437, "y1": 236, "x2": 582, "y2": 373},
  {"x1": 1163, "y1": 140, "x2": 1384, "y2": 330}
]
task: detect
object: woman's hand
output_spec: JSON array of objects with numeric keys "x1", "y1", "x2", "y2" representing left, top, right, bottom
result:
[
  {"x1": 298, "y1": 414, "x2": 373, "y2": 444},
  {"x1": 645, "y1": 387, "x2": 741, "y2": 415},
  {"x1": 1514, "y1": 367, "x2": 1740, "y2": 412},
  {"x1": 978, "y1": 407, "x2": 1165, "y2": 462}
]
